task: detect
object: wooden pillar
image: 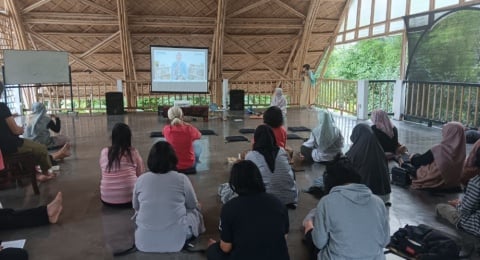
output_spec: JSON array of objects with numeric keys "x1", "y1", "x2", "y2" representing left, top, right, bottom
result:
[
  {"x1": 210, "y1": 0, "x2": 227, "y2": 105},
  {"x1": 117, "y1": 0, "x2": 137, "y2": 109}
]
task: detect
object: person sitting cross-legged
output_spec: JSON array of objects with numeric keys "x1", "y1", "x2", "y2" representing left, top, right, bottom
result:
[
  {"x1": 302, "y1": 155, "x2": 390, "y2": 260},
  {"x1": 207, "y1": 160, "x2": 290, "y2": 260}
]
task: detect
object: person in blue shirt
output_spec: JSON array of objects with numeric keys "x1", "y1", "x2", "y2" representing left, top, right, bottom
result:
[{"x1": 171, "y1": 52, "x2": 188, "y2": 80}]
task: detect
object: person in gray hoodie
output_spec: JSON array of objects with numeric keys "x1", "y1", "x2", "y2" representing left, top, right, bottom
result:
[{"x1": 302, "y1": 155, "x2": 390, "y2": 260}]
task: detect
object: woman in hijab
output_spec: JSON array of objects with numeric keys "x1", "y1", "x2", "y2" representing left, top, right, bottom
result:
[
  {"x1": 410, "y1": 122, "x2": 465, "y2": 190},
  {"x1": 270, "y1": 87, "x2": 287, "y2": 117},
  {"x1": 461, "y1": 139, "x2": 480, "y2": 186},
  {"x1": 24, "y1": 102, "x2": 70, "y2": 150},
  {"x1": 346, "y1": 123, "x2": 391, "y2": 204},
  {"x1": 245, "y1": 124, "x2": 298, "y2": 206},
  {"x1": 300, "y1": 109, "x2": 344, "y2": 163},
  {"x1": 371, "y1": 109, "x2": 407, "y2": 171}
]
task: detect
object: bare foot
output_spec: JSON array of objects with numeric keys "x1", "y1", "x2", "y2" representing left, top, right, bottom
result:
[
  {"x1": 52, "y1": 143, "x2": 71, "y2": 160},
  {"x1": 36, "y1": 173, "x2": 55, "y2": 182},
  {"x1": 207, "y1": 238, "x2": 217, "y2": 247},
  {"x1": 47, "y1": 192, "x2": 63, "y2": 224}
]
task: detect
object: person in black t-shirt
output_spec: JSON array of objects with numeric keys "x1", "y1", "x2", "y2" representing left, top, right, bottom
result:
[{"x1": 206, "y1": 160, "x2": 290, "y2": 260}]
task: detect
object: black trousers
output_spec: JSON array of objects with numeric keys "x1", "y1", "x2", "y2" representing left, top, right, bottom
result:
[
  {"x1": 206, "y1": 242, "x2": 230, "y2": 260},
  {"x1": 304, "y1": 230, "x2": 320, "y2": 260},
  {"x1": 0, "y1": 206, "x2": 49, "y2": 230},
  {"x1": 0, "y1": 248, "x2": 28, "y2": 260}
]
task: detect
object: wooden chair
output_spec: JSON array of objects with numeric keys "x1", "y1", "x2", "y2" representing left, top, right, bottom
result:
[{"x1": 0, "y1": 151, "x2": 40, "y2": 194}]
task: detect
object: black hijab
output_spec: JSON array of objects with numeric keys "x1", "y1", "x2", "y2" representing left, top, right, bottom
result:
[
  {"x1": 253, "y1": 125, "x2": 280, "y2": 172},
  {"x1": 346, "y1": 123, "x2": 391, "y2": 196}
]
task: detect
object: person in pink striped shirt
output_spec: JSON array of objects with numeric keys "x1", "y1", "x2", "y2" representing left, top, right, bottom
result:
[{"x1": 99, "y1": 123, "x2": 145, "y2": 207}]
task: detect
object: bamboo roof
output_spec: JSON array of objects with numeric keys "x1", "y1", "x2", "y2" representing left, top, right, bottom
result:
[{"x1": 5, "y1": 0, "x2": 348, "y2": 82}]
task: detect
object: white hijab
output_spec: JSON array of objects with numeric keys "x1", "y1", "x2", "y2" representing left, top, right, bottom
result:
[{"x1": 312, "y1": 110, "x2": 341, "y2": 150}]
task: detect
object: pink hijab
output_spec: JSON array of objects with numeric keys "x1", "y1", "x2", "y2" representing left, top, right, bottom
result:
[
  {"x1": 414, "y1": 122, "x2": 465, "y2": 189},
  {"x1": 465, "y1": 139, "x2": 480, "y2": 168},
  {"x1": 371, "y1": 110, "x2": 394, "y2": 138}
]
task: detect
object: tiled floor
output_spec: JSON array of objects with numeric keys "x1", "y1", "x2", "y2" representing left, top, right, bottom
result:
[{"x1": 0, "y1": 108, "x2": 478, "y2": 260}]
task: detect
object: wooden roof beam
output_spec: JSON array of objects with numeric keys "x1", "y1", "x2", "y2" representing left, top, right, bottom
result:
[
  {"x1": 224, "y1": 35, "x2": 288, "y2": 79},
  {"x1": 229, "y1": 35, "x2": 298, "y2": 80},
  {"x1": 29, "y1": 30, "x2": 115, "y2": 82},
  {"x1": 6, "y1": 0, "x2": 29, "y2": 49},
  {"x1": 271, "y1": 0, "x2": 305, "y2": 18},
  {"x1": 318, "y1": 0, "x2": 350, "y2": 76},
  {"x1": 78, "y1": 0, "x2": 116, "y2": 15},
  {"x1": 227, "y1": 0, "x2": 269, "y2": 18},
  {"x1": 294, "y1": 0, "x2": 323, "y2": 75},
  {"x1": 69, "y1": 31, "x2": 120, "y2": 65},
  {"x1": 22, "y1": 0, "x2": 53, "y2": 14}
]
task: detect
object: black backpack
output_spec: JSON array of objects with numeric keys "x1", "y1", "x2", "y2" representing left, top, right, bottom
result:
[{"x1": 388, "y1": 224, "x2": 464, "y2": 259}]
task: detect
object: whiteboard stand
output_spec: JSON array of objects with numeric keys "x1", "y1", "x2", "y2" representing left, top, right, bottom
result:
[{"x1": 2, "y1": 65, "x2": 75, "y2": 115}]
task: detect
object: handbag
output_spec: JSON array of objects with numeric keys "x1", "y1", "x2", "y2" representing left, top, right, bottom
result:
[{"x1": 391, "y1": 167, "x2": 412, "y2": 186}]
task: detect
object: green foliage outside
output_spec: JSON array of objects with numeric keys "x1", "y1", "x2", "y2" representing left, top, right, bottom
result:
[
  {"x1": 408, "y1": 10, "x2": 480, "y2": 83},
  {"x1": 323, "y1": 36, "x2": 402, "y2": 80},
  {"x1": 321, "y1": 36, "x2": 402, "y2": 113}
]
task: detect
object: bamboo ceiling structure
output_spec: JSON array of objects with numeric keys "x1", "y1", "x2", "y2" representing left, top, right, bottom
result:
[{"x1": 2, "y1": 0, "x2": 348, "y2": 85}]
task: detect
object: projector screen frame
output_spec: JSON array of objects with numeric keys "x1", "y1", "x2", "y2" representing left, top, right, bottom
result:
[{"x1": 150, "y1": 45, "x2": 209, "y2": 94}]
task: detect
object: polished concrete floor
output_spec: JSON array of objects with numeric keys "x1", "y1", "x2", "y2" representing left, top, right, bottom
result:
[{"x1": 1, "y1": 108, "x2": 479, "y2": 260}]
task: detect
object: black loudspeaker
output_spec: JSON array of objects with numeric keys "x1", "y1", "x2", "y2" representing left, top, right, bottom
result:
[
  {"x1": 106, "y1": 92, "x2": 125, "y2": 115},
  {"x1": 229, "y1": 90, "x2": 244, "y2": 111}
]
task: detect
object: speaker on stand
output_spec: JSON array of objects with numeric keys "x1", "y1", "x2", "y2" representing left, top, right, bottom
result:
[
  {"x1": 229, "y1": 90, "x2": 244, "y2": 111},
  {"x1": 105, "y1": 92, "x2": 125, "y2": 115}
]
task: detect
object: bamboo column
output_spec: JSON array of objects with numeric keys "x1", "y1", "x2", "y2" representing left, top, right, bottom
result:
[
  {"x1": 210, "y1": 0, "x2": 227, "y2": 105},
  {"x1": 294, "y1": 0, "x2": 322, "y2": 77},
  {"x1": 5, "y1": 0, "x2": 35, "y2": 107},
  {"x1": 117, "y1": 0, "x2": 137, "y2": 109}
]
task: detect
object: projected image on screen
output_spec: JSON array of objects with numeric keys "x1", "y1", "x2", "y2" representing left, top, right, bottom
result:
[{"x1": 151, "y1": 46, "x2": 208, "y2": 93}]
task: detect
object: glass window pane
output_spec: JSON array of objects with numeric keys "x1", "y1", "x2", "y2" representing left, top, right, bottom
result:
[
  {"x1": 336, "y1": 35, "x2": 343, "y2": 43},
  {"x1": 372, "y1": 24, "x2": 385, "y2": 35},
  {"x1": 435, "y1": 0, "x2": 459, "y2": 9},
  {"x1": 358, "y1": 28, "x2": 369, "y2": 38},
  {"x1": 359, "y1": 0, "x2": 372, "y2": 26},
  {"x1": 347, "y1": 0, "x2": 358, "y2": 30},
  {"x1": 391, "y1": 0, "x2": 406, "y2": 19},
  {"x1": 389, "y1": 20, "x2": 404, "y2": 32},
  {"x1": 408, "y1": 14, "x2": 429, "y2": 28},
  {"x1": 346, "y1": 31, "x2": 355, "y2": 41},
  {"x1": 410, "y1": 1, "x2": 429, "y2": 15},
  {"x1": 373, "y1": 0, "x2": 387, "y2": 23}
]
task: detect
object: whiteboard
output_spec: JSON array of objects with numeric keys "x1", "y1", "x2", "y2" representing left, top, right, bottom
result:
[{"x1": 3, "y1": 50, "x2": 70, "y2": 85}]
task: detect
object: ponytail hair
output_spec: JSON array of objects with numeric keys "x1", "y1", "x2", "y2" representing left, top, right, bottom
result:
[{"x1": 168, "y1": 106, "x2": 183, "y2": 126}]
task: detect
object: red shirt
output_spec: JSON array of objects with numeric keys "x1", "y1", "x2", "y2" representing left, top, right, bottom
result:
[
  {"x1": 272, "y1": 126, "x2": 287, "y2": 148},
  {"x1": 163, "y1": 124, "x2": 201, "y2": 170}
]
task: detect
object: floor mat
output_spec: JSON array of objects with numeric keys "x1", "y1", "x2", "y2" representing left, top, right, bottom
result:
[
  {"x1": 287, "y1": 133, "x2": 306, "y2": 140},
  {"x1": 288, "y1": 126, "x2": 311, "y2": 132},
  {"x1": 239, "y1": 128, "x2": 255, "y2": 134},
  {"x1": 149, "y1": 131, "x2": 164, "y2": 138},
  {"x1": 225, "y1": 135, "x2": 249, "y2": 143},
  {"x1": 200, "y1": 129, "x2": 217, "y2": 135}
]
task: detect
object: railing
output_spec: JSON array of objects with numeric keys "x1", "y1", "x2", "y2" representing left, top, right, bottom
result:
[
  {"x1": 405, "y1": 81, "x2": 480, "y2": 126},
  {"x1": 368, "y1": 80, "x2": 395, "y2": 114},
  {"x1": 317, "y1": 79, "x2": 358, "y2": 115},
  {"x1": 229, "y1": 79, "x2": 302, "y2": 108}
]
